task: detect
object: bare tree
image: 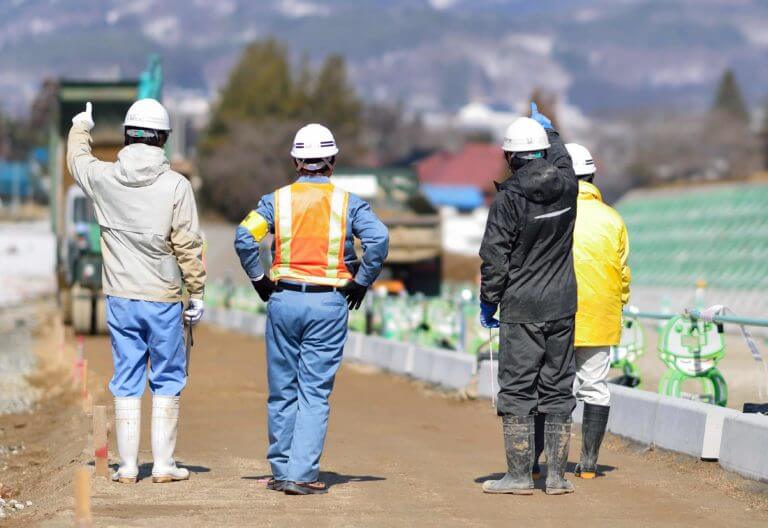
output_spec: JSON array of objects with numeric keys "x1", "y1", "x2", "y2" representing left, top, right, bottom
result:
[{"x1": 198, "y1": 120, "x2": 300, "y2": 223}]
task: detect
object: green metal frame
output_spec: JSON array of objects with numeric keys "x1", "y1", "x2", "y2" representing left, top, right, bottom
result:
[{"x1": 610, "y1": 316, "x2": 646, "y2": 387}]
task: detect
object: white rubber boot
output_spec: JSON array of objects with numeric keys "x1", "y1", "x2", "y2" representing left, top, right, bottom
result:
[
  {"x1": 112, "y1": 397, "x2": 141, "y2": 483},
  {"x1": 151, "y1": 396, "x2": 190, "y2": 483}
]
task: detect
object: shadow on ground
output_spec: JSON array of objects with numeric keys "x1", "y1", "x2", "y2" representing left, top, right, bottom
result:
[
  {"x1": 242, "y1": 471, "x2": 385, "y2": 489},
  {"x1": 475, "y1": 462, "x2": 617, "y2": 489}
]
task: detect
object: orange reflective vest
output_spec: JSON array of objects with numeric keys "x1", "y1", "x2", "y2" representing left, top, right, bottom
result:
[{"x1": 270, "y1": 182, "x2": 353, "y2": 287}]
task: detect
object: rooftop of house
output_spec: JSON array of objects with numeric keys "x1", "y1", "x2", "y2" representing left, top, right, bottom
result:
[{"x1": 415, "y1": 143, "x2": 505, "y2": 193}]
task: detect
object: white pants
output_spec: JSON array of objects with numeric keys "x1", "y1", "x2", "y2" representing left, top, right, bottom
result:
[{"x1": 574, "y1": 346, "x2": 611, "y2": 406}]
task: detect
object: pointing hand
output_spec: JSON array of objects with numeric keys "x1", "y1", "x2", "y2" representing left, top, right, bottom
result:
[
  {"x1": 72, "y1": 101, "x2": 95, "y2": 130},
  {"x1": 530, "y1": 102, "x2": 552, "y2": 130}
]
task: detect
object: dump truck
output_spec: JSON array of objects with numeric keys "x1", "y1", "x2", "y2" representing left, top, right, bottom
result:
[
  {"x1": 49, "y1": 57, "x2": 163, "y2": 333},
  {"x1": 333, "y1": 167, "x2": 443, "y2": 296}
]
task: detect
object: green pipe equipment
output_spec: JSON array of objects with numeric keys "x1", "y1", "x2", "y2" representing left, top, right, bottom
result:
[
  {"x1": 609, "y1": 317, "x2": 646, "y2": 388},
  {"x1": 624, "y1": 306, "x2": 768, "y2": 406},
  {"x1": 657, "y1": 315, "x2": 728, "y2": 406}
]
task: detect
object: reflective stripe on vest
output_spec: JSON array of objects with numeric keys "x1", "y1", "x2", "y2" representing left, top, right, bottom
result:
[{"x1": 271, "y1": 183, "x2": 352, "y2": 287}]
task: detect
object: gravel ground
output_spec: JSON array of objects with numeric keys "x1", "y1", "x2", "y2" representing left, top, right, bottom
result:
[{"x1": 2, "y1": 323, "x2": 761, "y2": 527}]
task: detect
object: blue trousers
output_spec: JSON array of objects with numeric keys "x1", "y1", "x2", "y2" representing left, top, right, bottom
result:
[
  {"x1": 106, "y1": 296, "x2": 187, "y2": 398},
  {"x1": 265, "y1": 289, "x2": 348, "y2": 483}
]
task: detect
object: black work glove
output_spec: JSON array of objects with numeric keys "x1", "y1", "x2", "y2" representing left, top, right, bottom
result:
[
  {"x1": 341, "y1": 281, "x2": 367, "y2": 310},
  {"x1": 252, "y1": 276, "x2": 276, "y2": 302}
]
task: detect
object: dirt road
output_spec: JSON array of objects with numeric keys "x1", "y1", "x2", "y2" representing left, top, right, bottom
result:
[{"x1": 6, "y1": 322, "x2": 767, "y2": 527}]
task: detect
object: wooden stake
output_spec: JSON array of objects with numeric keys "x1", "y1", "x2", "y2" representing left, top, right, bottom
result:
[
  {"x1": 72, "y1": 358, "x2": 82, "y2": 384},
  {"x1": 76, "y1": 335, "x2": 85, "y2": 359},
  {"x1": 74, "y1": 467, "x2": 93, "y2": 527},
  {"x1": 93, "y1": 406, "x2": 108, "y2": 478},
  {"x1": 81, "y1": 359, "x2": 88, "y2": 398},
  {"x1": 81, "y1": 359, "x2": 91, "y2": 414},
  {"x1": 57, "y1": 319, "x2": 66, "y2": 364}
]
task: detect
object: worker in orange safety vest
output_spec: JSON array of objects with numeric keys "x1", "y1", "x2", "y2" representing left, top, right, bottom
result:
[{"x1": 235, "y1": 124, "x2": 389, "y2": 495}]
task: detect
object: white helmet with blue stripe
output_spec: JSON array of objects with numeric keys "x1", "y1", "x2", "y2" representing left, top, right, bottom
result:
[
  {"x1": 565, "y1": 143, "x2": 597, "y2": 177},
  {"x1": 291, "y1": 124, "x2": 338, "y2": 171}
]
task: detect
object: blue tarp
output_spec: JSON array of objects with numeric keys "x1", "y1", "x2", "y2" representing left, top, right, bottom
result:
[
  {"x1": 421, "y1": 184, "x2": 484, "y2": 211},
  {"x1": 30, "y1": 147, "x2": 48, "y2": 166},
  {"x1": 0, "y1": 162, "x2": 32, "y2": 198}
]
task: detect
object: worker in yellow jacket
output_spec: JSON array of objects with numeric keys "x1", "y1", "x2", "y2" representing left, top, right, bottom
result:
[{"x1": 533, "y1": 143, "x2": 630, "y2": 481}]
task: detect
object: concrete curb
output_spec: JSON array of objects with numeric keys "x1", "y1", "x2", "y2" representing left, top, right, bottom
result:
[
  {"x1": 476, "y1": 360, "x2": 496, "y2": 400},
  {"x1": 345, "y1": 335, "x2": 474, "y2": 390},
  {"x1": 718, "y1": 413, "x2": 768, "y2": 482},
  {"x1": 412, "y1": 346, "x2": 475, "y2": 390},
  {"x1": 207, "y1": 310, "x2": 476, "y2": 392},
  {"x1": 608, "y1": 384, "x2": 660, "y2": 445},
  {"x1": 652, "y1": 395, "x2": 738, "y2": 459}
]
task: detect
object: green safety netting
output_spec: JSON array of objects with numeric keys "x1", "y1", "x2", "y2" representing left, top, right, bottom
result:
[{"x1": 616, "y1": 184, "x2": 768, "y2": 290}]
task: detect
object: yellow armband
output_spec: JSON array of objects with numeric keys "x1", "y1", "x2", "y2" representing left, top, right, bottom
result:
[{"x1": 240, "y1": 211, "x2": 269, "y2": 242}]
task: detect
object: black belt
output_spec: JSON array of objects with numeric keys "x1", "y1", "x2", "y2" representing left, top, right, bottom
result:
[{"x1": 277, "y1": 281, "x2": 339, "y2": 293}]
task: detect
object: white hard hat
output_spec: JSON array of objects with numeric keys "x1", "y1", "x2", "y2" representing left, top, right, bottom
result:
[
  {"x1": 565, "y1": 143, "x2": 596, "y2": 176},
  {"x1": 123, "y1": 98, "x2": 171, "y2": 131},
  {"x1": 502, "y1": 117, "x2": 550, "y2": 153},
  {"x1": 290, "y1": 123, "x2": 339, "y2": 159}
]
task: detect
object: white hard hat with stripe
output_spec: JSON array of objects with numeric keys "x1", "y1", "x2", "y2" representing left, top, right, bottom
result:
[
  {"x1": 291, "y1": 124, "x2": 338, "y2": 157},
  {"x1": 502, "y1": 117, "x2": 550, "y2": 153},
  {"x1": 123, "y1": 98, "x2": 171, "y2": 131},
  {"x1": 565, "y1": 143, "x2": 596, "y2": 176}
]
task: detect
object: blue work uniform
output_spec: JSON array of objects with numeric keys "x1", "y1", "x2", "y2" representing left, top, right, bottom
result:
[
  {"x1": 235, "y1": 175, "x2": 389, "y2": 483},
  {"x1": 107, "y1": 297, "x2": 187, "y2": 397}
]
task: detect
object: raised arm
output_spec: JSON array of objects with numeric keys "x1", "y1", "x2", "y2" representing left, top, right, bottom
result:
[
  {"x1": 66, "y1": 102, "x2": 111, "y2": 198},
  {"x1": 529, "y1": 102, "x2": 576, "y2": 179}
]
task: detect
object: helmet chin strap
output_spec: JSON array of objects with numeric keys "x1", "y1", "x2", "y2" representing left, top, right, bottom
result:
[{"x1": 297, "y1": 157, "x2": 333, "y2": 173}]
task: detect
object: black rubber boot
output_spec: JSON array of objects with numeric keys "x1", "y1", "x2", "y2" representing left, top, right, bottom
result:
[
  {"x1": 482, "y1": 415, "x2": 535, "y2": 495},
  {"x1": 544, "y1": 414, "x2": 574, "y2": 495},
  {"x1": 575, "y1": 403, "x2": 610, "y2": 479},
  {"x1": 532, "y1": 412, "x2": 545, "y2": 479}
]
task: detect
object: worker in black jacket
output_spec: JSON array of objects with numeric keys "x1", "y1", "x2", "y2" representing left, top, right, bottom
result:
[{"x1": 479, "y1": 103, "x2": 578, "y2": 496}]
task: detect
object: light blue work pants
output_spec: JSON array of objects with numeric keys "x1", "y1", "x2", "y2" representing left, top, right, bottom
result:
[
  {"x1": 265, "y1": 289, "x2": 348, "y2": 483},
  {"x1": 106, "y1": 296, "x2": 187, "y2": 397}
]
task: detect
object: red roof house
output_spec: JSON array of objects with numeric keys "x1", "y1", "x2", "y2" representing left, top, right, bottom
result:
[{"x1": 415, "y1": 143, "x2": 506, "y2": 196}]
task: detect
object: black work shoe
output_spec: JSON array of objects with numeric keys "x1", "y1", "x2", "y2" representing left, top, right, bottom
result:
[
  {"x1": 482, "y1": 415, "x2": 535, "y2": 495},
  {"x1": 576, "y1": 403, "x2": 610, "y2": 479},
  {"x1": 267, "y1": 478, "x2": 286, "y2": 491},
  {"x1": 283, "y1": 481, "x2": 328, "y2": 495},
  {"x1": 544, "y1": 414, "x2": 575, "y2": 495}
]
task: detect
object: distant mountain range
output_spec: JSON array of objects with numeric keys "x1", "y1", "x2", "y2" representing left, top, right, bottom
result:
[{"x1": 2, "y1": 0, "x2": 767, "y2": 118}]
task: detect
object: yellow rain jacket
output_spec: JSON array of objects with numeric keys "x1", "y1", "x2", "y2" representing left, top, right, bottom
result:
[{"x1": 574, "y1": 181, "x2": 631, "y2": 346}]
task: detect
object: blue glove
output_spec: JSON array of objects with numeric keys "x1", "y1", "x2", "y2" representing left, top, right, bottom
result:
[
  {"x1": 479, "y1": 302, "x2": 500, "y2": 329},
  {"x1": 530, "y1": 102, "x2": 552, "y2": 130}
]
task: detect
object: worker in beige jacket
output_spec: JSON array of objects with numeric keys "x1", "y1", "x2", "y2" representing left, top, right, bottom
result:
[{"x1": 67, "y1": 99, "x2": 205, "y2": 484}]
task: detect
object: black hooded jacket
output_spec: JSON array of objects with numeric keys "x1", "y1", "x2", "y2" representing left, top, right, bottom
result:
[{"x1": 479, "y1": 130, "x2": 578, "y2": 323}]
